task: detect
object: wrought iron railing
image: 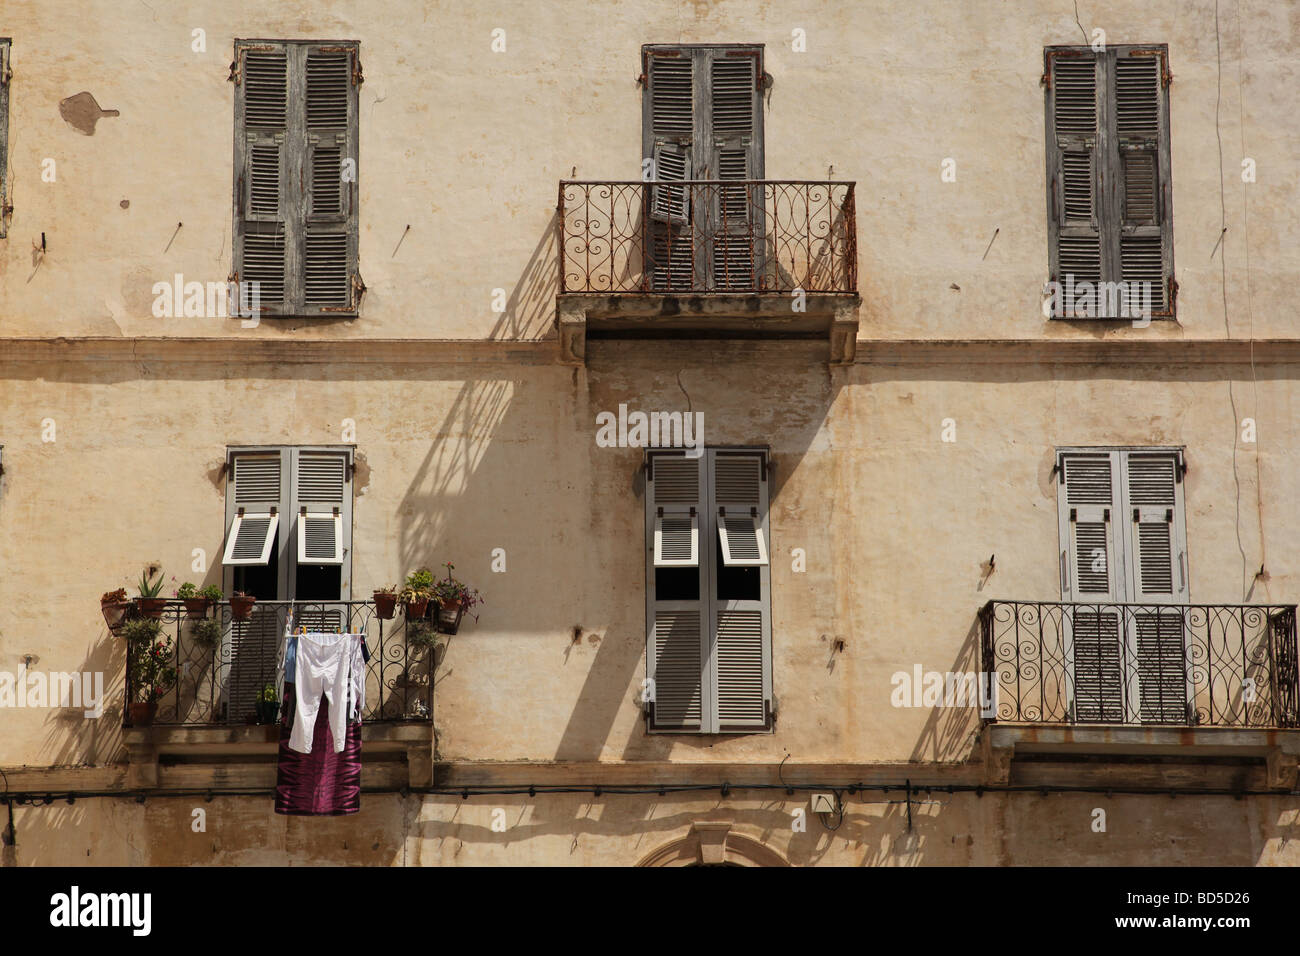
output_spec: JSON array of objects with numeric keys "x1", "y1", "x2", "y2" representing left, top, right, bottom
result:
[
  {"x1": 121, "y1": 600, "x2": 434, "y2": 726},
  {"x1": 558, "y1": 180, "x2": 857, "y2": 294},
  {"x1": 978, "y1": 601, "x2": 1299, "y2": 728}
]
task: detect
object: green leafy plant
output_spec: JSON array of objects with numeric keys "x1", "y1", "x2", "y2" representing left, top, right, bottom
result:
[
  {"x1": 176, "y1": 582, "x2": 199, "y2": 600},
  {"x1": 129, "y1": 636, "x2": 177, "y2": 702},
  {"x1": 400, "y1": 566, "x2": 434, "y2": 603},
  {"x1": 432, "y1": 562, "x2": 483, "y2": 621},
  {"x1": 406, "y1": 619, "x2": 439, "y2": 649},
  {"x1": 198, "y1": 584, "x2": 223, "y2": 601},
  {"x1": 260, "y1": 683, "x2": 277, "y2": 703},
  {"x1": 191, "y1": 617, "x2": 222, "y2": 646},
  {"x1": 121, "y1": 617, "x2": 163, "y2": 646},
  {"x1": 137, "y1": 567, "x2": 165, "y2": 599}
]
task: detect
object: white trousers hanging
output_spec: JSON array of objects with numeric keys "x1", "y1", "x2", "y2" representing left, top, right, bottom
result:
[{"x1": 290, "y1": 632, "x2": 358, "y2": 754}]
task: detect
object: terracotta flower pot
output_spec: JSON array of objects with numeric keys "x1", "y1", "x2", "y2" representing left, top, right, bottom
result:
[
  {"x1": 183, "y1": 597, "x2": 211, "y2": 618},
  {"x1": 374, "y1": 592, "x2": 397, "y2": 620},
  {"x1": 230, "y1": 595, "x2": 256, "y2": 621},
  {"x1": 404, "y1": 598, "x2": 429, "y2": 619},
  {"x1": 128, "y1": 701, "x2": 157, "y2": 726},
  {"x1": 136, "y1": 597, "x2": 167, "y2": 619},
  {"x1": 435, "y1": 600, "x2": 463, "y2": 635}
]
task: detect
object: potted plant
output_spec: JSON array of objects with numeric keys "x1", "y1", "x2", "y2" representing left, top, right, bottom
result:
[
  {"x1": 100, "y1": 587, "x2": 130, "y2": 629},
  {"x1": 431, "y1": 562, "x2": 483, "y2": 635},
  {"x1": 127, "y1": 634, "x2": 177, "y2": 726},
  {"x1": 373, "y1": 584, "x2": 398, "y2": 620},
  {"x1": 176, "y1": 581, "x2": 212, "y2": 618},
  {"x1": 406, "y1": 618, "x2": 438, "y2": 650},
  {"x1": 191, "y1": 616, "x2": 222, "y2": 647},
  {"x1": 230, "y1": 591, "x2": 256, "y2": 621},
  {"x1": 135, "y1": 567, "x2": 168, "y2": 619},
  {"x1": 121, "y1": 616, "x2": 163, "y2": 648},
  {"x1": 255, "y1": 684, "x2": 279, "y2": 724},
  {"x1": 400, "y1": 567, "x2": 433, "y2": 618}
]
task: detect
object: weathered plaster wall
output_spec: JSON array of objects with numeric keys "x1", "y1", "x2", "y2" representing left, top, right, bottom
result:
[
  {"x1": 5, "y1": 791, "x2": 1300, "y2": 866},
  {"x1": 0, "y1": 0, "x2": 1292, "y2": 340}
]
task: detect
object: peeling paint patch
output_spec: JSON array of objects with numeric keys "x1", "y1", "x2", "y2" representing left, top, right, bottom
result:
[{"x1": 59, "y1": 92, "x2": 119, "y2": 135}]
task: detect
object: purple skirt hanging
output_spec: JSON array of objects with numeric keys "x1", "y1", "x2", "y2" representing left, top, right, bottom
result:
[{"x1": 274, "y1": 683, "x2": 362, "y2": 816}]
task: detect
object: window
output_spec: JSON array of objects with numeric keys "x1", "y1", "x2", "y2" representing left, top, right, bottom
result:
[
  {"x1": 221, "y1": 446, "x2": 353, "y2": 719},
  {"x1": 645, "y1": 448, "x2": 772, "y2": 734},
  {"x1": 642, "y1": 44, "x2": 763, "y2": 291},
  {"x1": 0, "y1": 39, "x2": 10, "y2": 239},
  {"x1": 1045, "y1": 45, "x2": 1173, "y2": 318},
  {"x1": 232, "y1": 40, "x2": 361, "y2": 317},
  {"x1": 1056, "y1": 448, "x2": 1189, "y2": 722}
]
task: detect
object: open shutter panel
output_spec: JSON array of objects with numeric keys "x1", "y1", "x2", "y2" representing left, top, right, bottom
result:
[
  {"x1": 654, "y1": 513, "x2": 698, "y2": 567},
  {"x1": 1115, "y1": 50, "x2": 1168, "y2": 313},
  {"x1": 303, "y1": 48, "x2": 356, "y2": 312},
  {"x1": 711, "y1": 451, "x2": 772, "y2": 731},
  {"x1": 650, "y1": 141, "x2": 691, "y2": 225},
  {"x1": 709, "y1": 53, "x2": 761, "y2": 291},
  {"x1": 223, "y1": 454, "x2": 282, "y2": 566},
  {"x1": 293, "y1": 452, "x2": 349, "y2": 565},
  {"x1": 1049, "y1": 55, "x2": 1102, "y2": 304},
  {"x1": 236, "y1": 47, "x2": 289, "y2": 308},
  {"x1": 647, "y1": 452, "x2": 705, "y2": 731}
]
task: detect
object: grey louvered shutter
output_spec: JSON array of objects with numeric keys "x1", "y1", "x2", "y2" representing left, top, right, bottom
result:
[
  {"x1": 707, "y1": 51, "x2": 763, "y2": 291},
  {"x1": 646, "y1": 452, "x2": 705, "y2": 732},
  {"x1": 1114, "y1": 49, "x2": 1171, "y2": 315},
  {"x1": 223, "y1": 453, "x2": 283, "y2": 566},
  {"x1": 1047, "y1": 53, "x2": 1102, "y2": 308},
  {"x1": 301, "y1": 46, "x2": 359, "y2": 315},
  {"x1": 293, "y1": 450, "x2": 350, "y2": 568},
  {"x1": 234, "y1": 44, "x2": 290, "y2": 311},
  {"x1": 645, "y1": 52, "x2": 695, "y2": 291},
  {"x1": 710, "y1": 451, "x2": 771, "y2": 731},
  {"x1": 1057, "y1": 451, "x2": 1125, "y2": 722},
  {"x1": 0, "y1": 40, "x2": 10, "y2": 239},
  {"x1": 1121, "y1": 451, "x2": 1189, "y2": 724}
]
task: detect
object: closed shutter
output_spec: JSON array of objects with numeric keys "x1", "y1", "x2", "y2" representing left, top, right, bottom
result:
[
  {"x1": 1057, "y1": 451, "x2": 1124, "y2": 722},
  {"x1": 293, "y1": 450, "x2": 350, "y2": 567},
  {"x1": 1045, "y1": 46, "x2": 1173, "y2": 319},
  {"x1": 0, "y1": 40, "x2": 10, "y2": 239},
  {"x1": 1122, "y1": 451, "x2": 1189, "y2": 723},
  {"x1": 233, "y1": 41, "x2": 359, "y2": 316},
  {"x1": 710, "y1": 451, "x2": 771, "y2": 731},
  {"x1": 1047, "y1": 54, "x2": 1102, "y2": 305},
  {"x1": 234, "y1": 45, "x2": 289, "y2": 309},
  {"x1": 643, "y1": 45, "x2": 763, "y2": 293},
  {"x1": 646, "y1": 452, "x2": 705, "y2": 731},
  {"x1": 708, "y1": 52, "x2": 762, "y2": 290},
  {"x1": 1114, "y1": 49, "x2": 1170, "y2": 314}
]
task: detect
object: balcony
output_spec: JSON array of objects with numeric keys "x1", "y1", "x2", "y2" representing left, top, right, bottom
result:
[
  {"x1": 119, "y1": 600, "x2": 434, "y2": 789},
  {"x1": 977, "y1": 600, "x2": 1300, "y2": 788},
  {"x1": 555, "y1": 180, "x2": 860, "y2": 363}
]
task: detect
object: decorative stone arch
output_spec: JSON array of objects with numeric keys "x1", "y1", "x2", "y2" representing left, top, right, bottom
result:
[{"x1": 636, "y1": 821, "x2": 789, "y2": 867}]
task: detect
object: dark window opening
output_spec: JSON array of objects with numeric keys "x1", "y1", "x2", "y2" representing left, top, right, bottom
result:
[
  {"x1": 715, "y1": 537, "x2": 760, "y2": 601},
  {"x1": 655, "y1": 567, "x2": 700, "y2": 602}
]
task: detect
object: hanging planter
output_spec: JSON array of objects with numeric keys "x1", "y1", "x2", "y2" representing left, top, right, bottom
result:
[
  {"x1": 373, "y1": 588, "x2": 398, "y2": 620},
  {"x1": 431, "y1": 562, "x2": 482, "y2": 636},
  {"x1": 101, "y1": 588, "x2": 131, "y2": 630},
  {"x1": 190, "y1": 617, "x2": 222, "y2": 648},
  {"x1": 177, "y1": 582, "x2": 222, "y2": 618},
  {"x1": 230, "y1": 592, "x2": 256, "y2": 621},
  {"x1": 433, "y1": 599, "x2": 464, "y2": 635}
]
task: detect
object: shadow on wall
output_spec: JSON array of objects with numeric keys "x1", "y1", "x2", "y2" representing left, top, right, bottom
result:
[
  {"x1": 32, "y1": 623, "x2": 128, "y2": 768},
  {"x1": 905, "y1": 616, "x2": 985, "y2": 765}
]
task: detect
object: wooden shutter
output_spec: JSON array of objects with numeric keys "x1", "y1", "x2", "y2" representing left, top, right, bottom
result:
[
  {"x1": 302, "y1": 46, "x2": 358, "y2": 314},
  {"x1": 646, "y1": 452, "x2": 705, "y2": 731},
  {"x1": 1047, "y1": 53, "x2": 1102, "y2": 306},
  {"x1": 0, "y1": 40, "x2": 10, "y2": 239},
  {"x1": 1114, "y1": 48, "x2": 1170, "y2": 314},
  {"x1": 710, "y1": 451, "x2": 772, "y2": 731},
  {"x1": 707, "y1": 52, "x2": 762, "y2": 291},
  {"x1": 654, "y1": 513, "x2": 698, "y2": 567},
  {"x1": 646, "y1": 53, "x2": 695, "y2": 291},
  {"x1": 234, "y1": 44, "x2": 289, "y2": 309},
  {"x1": 223, "y1": 454, "x2": 282, "y2": 565},
  {"x1": 1057, "y1": 451, "x2": 1125, "y2": 721},
  {"x1": 292, "y1": 449, "x2": 352, "y2": 583},
  {"x1": 234, "y1": 41, "x2": 359, "y2": 316}
]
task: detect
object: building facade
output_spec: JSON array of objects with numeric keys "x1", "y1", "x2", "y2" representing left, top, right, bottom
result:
[{"x1": 2, "y1": 0, "x2": 1299, "y2": 866}]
